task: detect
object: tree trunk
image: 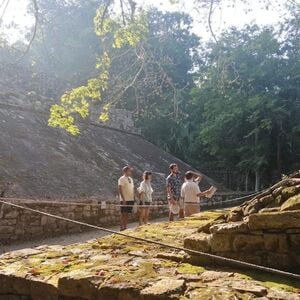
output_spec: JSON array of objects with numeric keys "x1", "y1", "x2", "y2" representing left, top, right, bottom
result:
[
  {"x1": 245, "y1": 171, "x2": 249, "y2": 192},
  {"x1": 276, "y1": 132, "x2": 282, "y2": 178},
  {"x1": 255, "y1": 171, "x2": 260, "y2": 192}
]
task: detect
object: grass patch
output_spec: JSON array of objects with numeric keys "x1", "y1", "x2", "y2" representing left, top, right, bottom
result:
[
  {"x1": 177, "y1": 263, "x2": 206, "y2": 274},
  {"x1": 237, "y1": 271, "x2": 300, "y2": 292}
]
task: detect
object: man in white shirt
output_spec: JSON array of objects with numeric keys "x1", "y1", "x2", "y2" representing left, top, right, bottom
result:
[
  {"x1": 181, "y1": 171, "x2": 212, "y2": 217},
  {"x1": 118, "y1": 166, "x2": 135, "y2": 231}
]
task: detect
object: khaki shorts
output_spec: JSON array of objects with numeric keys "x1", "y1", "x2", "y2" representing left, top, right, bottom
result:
[
  {"x1": 168, "y1": 198, "x2": 184, "y2": 212},
  {"x1": 185, "y1": 202, "x2": 200, "y2": 217}
]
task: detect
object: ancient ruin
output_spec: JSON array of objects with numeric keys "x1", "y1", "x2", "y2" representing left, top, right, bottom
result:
[
  {"x1": 0, "y1": 69, "x2": 222, "y2": 198},
  {"x1": 184, "y1": 172, "x2": 300, "y2": 273},
  {"x1": 0, "y1": 209, "x2": 299, "y2": 300}
]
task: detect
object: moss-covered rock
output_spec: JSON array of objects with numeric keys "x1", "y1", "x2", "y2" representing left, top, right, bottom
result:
[
  {"x1": 281, "y1": 185, "x2": 300, "y2": 202},
  {"x1": 281, "y1": 194, "x2": 300, "y2": 211},
  {"x1": 248, "y1": 210, "x2": 300, "y2": 230},
  {"x1": 141, "y1": 278, "x2": 185, "y2": 299},
  {"x1": 0, "y1": 211, "x2": 299, "y2": 299}
]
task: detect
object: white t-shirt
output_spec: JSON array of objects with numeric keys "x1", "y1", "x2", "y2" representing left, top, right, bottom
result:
[
  {"x1": 181, "y1": 180, "x2": 201, "y2": 203},
  {"x1": 118, "y1": 175, "x2": 134, "y2": 201},
  {"x1": 138, "y1": 180, "x2": 153, "y2": 202}
]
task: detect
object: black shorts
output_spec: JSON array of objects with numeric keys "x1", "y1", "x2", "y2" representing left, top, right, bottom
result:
[
  {"x1": 120, "y1": 200, "x2": 134, "y2": 213},
  {"x1": 139, "y1": 201, "x2": 151, "y2": 207}
]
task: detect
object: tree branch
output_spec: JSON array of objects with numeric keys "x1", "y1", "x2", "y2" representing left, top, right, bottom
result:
[
  {"x1": 4, "y1": 0, "x2": 39, "y2": 65},
  {"x1": 208, "y1": 0, "x2": 218, "y2": 43}
]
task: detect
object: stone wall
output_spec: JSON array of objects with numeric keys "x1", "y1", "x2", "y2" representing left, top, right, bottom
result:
[
  {"x1": 185, "y1": 211, "x2": 300, "y2": 272},
  {"x1": 0, "y1": 191, "x2": 252, "y2": 245},
  {"x1": 0, "y1": 210, "x2": 299, "y2": 300},
  {"x1": 184, "y1": 174, "x2": 300, "y2": 272},
  {"x1": 0, "y1": 198, "x2": 169, "y2": 244}
]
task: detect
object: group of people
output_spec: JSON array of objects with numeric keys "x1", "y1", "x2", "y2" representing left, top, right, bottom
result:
[{"x1": 118, "y1": 163, "x2": 215, "y2": 231}]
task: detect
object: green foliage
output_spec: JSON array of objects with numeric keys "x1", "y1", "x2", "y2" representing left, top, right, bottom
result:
[
  {"x1": 49, "y1": 3, "x2": 149, "y2": 134},
  {"x1": 49, "y1": 8, "x2": 198, "y2": 139},
  {"x1": 2, "y1": 0, "x2": 297, "y2": 189},
  {"x1": 189, "y1": 21, "x2": 300, "y2": 189},
  {"x1": 28, "y1": 0, "x2": 101, "y2": 86}
]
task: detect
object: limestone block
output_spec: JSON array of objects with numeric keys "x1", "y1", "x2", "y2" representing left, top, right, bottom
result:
[
  {"x1": 65, "y1": 212, "x2": 75, "y2": 220},
  {"x1": 226, "y1": 209, "x2": 243, "y2": 222},
  {"x1": 209, "y1": 221, "x2": 248, "y2": 234},
  {"x1": 25, "y1": 226, "x2": 43, "y2": 235},
  {"x1": 43, "y1": 223, "x2": 58, "y2": 232},
  {"x1": 267, "y1": 252, "x2": 293, "y2": 270},
  {"x1": 31, "y1": 280, "x2": 58, "y2": 300},
  {"x1": 288, "y1": 234, "x2": 300, "y2": 250},
  {"x1": 243, "y1": 199, "x2": 263, "y2": 216},
  {"x1": 266, "y1": 195, "x2": 283, "y2": 208},
  {"x1": 83, "y1": 206, "x2": 91, "y2": 212},
  {"x1": 15, "y1": 228, "x2": 25, "y2": 236},
  {"x1": 82, "y1": 211, "x2": 92, "y2": 218},
  {"x1": 0, "y1": 226, "x2": 15, "y2": 234},
  {"x1": 0, "y1": 273, "x2": 30, "y2": 295},
  {"x1": 291, "y1": 252, "x2": 300, "y2": 266},
  {"x1": 232, "y1": 234, "x2": 264, "y2": 252},
  {"x1": 187, "y1": 286, "x2": 252, "y2": 300},
  {"x1": 263, "y1": 234, "x2": 289, "y2": 253},
  {"x1": 41, "y1": 216, "x2": 56, "y2": 226},
  {"x1": 258, "y1": 194, "x2": 274, "y2": 206},
  {"x1": 74, "y1": 207, "x2": 84, "y2": 213},
  {"x1": 272, "y1": 186, "x2": 283, "y2": 198},
  {"x1": 183, "y1": 234, "x2": 211, "y2": 252},
  {"x1": 156, "y1": 252, "x2": 186, "y2": 262},
  {"x1": 58, "y1": 271, "x2": 100, "y2": 299},
  {"x1": 4, "y1": 210, "x2": 19, "y2": 219},
  {"x1": 56, "y1": 220, "x2": 68, "y2": 229},
  {"x1": 0, "y1": 219, "x2": 17, "y2": 226},
  {"x1": 248, "y1": 210, "x2": 300, "y2": 230},
  {"x1": 0, "y1": 233, "x2": 12, "y2": 241},
  {"x1": 29, "y1": 216, "x2": 41, "y2": 226},
  {"x1": 28, "y1": 220, "x2": 41, "y2": 226},
  {"x1": 66, "y1": 222, "x2": 80, "y2": 230},
  {"x1": 141, "y1": 278, "x2": 185, "y2": 299},
  {"x1": 0, "y1": 295, "x2": 30, "y2": 300},
  {"x1": 198, "y1": 218, "x2": 225, "y2": 234},
  {"x1": 199, "y1": 271, "x2": 233, "y2": 283},
  {"x1": 232, "y1": 281, "x2": 267, "y2": 297},
  {"x1": 235, "y1": 252, "x2": 263, "y2": 265},
  {"x1": 267, "y1": 290, "x2": 300, "y2": 300},
  {"x1": 58, "y1": 207, "x2": 72, "y2": 213},
  {"x1": 259, "y1": 207, "x2": 280, "y2": 213},
  {"x1": 281, "y1": 194, "x2": 300, "y2": 211},
  {"x1": 97, "y1": 282, "x2": 141, "y2": 300},
  {"x1": 281, "y1": 185, "x2": 300, "y2": 201},
  {"x1": 210, "y1": 234, "x2": 233, "y2": 252},
  {"x1": 286, "y1": 229, "x2": 300, "y2": 234}
]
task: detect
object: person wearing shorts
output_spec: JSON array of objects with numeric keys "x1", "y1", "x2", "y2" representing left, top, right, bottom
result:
[
  {"x1": 137, "y1": 171, "x2": 153, "y2": 226},
  {"x1": 118, "y1": 166, "x2": 135, "y2": 231},
  {"x1": 166, "y1": 163, "x2": 184, "y2": 221},
  {"x1": 181, "y1": 171, "x2": 212, "y2": 217}
]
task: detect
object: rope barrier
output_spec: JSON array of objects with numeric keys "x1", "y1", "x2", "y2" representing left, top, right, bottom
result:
[
  {"x1": 0, "y1": 198, "x2": 299, "y2": 281},
  {"x1": 0, "y1": 191, "x2": 260, "y2": 208}
]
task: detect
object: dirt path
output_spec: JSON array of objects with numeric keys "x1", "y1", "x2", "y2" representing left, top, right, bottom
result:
[{"x1": 0, "y1": 217, "x2": 168, "y2": 253}]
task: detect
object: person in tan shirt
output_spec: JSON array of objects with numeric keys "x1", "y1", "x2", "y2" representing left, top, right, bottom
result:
[
  {"x1": 181, "y1": 171, "x2": 213, "y2": 217},
  {"x1": 118, "y1": 166, "x2": 135, "y2": 231}
]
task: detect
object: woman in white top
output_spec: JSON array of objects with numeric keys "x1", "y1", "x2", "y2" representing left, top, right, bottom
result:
[{"x1": 138, "y1": 171, "x2": 153, "y2": 226}]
